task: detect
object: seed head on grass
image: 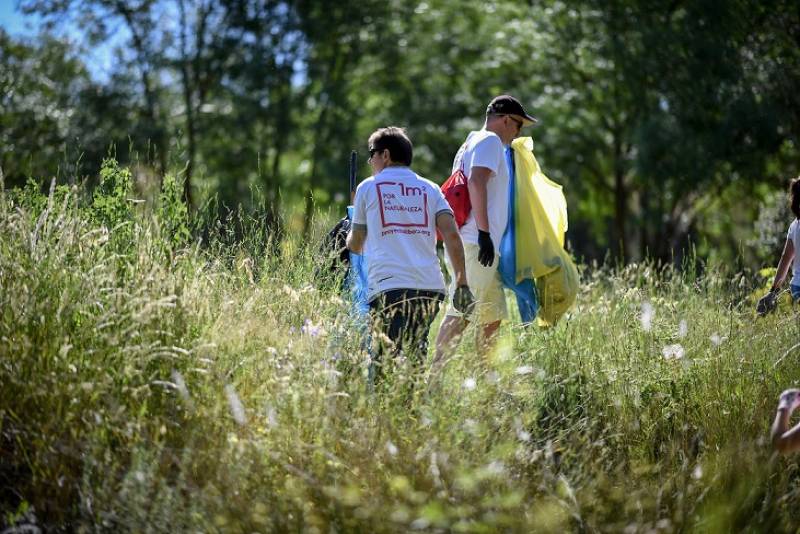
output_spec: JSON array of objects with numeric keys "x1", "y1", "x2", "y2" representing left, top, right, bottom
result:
[
  {"x1": 171, "y1": 370, "x2": 190, "y2": 401},
  {"x1": 225, "y1": 384, "x2": 246, "y2": 426}
]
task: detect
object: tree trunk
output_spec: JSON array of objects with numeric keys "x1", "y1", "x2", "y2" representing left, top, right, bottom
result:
[
  {"x1": 268, "y1": 82, "x2": 290, "y2": 234},
  {"x1": 179, "y1": 61, "x2": 196, "y2": 208},
  {"x1": 178, "y1": 0, "x2": 195, "y2": 209},
  {"x1": 301, "y1": 39, "x2": 349, "y2": 238},
  {"x1": 612, "y1": 131, "x2": 629, "y2": 262},
  {"x1": 613, "y1": 168, "x2": 628, "y2": 262},
  {"x1": 115, "y1": 1, "x2": 168, "y2": 179}
]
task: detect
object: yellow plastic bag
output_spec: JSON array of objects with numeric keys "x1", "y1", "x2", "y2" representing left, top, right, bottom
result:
[{"x1": 511, "y1": 137, "x2": 578, "y2": 326}]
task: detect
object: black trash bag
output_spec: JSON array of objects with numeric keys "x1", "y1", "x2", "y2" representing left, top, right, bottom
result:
[{"x1": 318, "y1": 216, "x2": 351, "y2": 280}]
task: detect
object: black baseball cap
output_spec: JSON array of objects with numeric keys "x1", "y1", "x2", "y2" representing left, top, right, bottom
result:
[{"x1": 486, "y1": 95, "x2": 538, "y2": 126}]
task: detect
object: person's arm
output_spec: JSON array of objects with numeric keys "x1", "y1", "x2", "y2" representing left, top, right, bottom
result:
[
  {"x1": 346, "y1": 224, "x2": 367, "y2": 254},
  {"x1": 437, "y1": 212, "x2": 467, "y2": 286},
  {"x1": 468, "y1": 166, "x2": 496, "y2": 267},
  {"x1": 467, "y1": 166, "x2": 493, "y2": 232},
  {"x1": 772, "y1": 389, "x2": 800, "y2": 454},
  {"x1": 771, "y1": 238, "x2": 795, "y2": 292}
]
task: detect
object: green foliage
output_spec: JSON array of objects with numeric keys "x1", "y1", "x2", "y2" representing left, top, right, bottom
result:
[
  {"x1": 10, "y1": 178, "x2": 49, "y2": 216},
  {"x1": 9, "y1": 0, "x2": 800, "y2": 264},
  {"x1": 90, "y1": 158, "x2": 135, "y2": 244},
  {"x1": 4, "y1": 174, "x2": 800, "y2": 531},
  {"x1": 156, "y1": 172, "x2": 191, "y2": 249}
]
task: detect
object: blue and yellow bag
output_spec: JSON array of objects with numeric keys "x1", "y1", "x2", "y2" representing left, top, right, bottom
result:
[{"x1": 499, "y1": 137, "x2": 578, "y2": 326}]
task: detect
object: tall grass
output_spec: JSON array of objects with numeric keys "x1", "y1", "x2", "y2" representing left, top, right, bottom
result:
[{"x1": 3, "y1": 161, "x2": 800, "y2": 532}]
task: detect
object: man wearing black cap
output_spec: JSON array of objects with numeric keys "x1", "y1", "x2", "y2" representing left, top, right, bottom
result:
[{"x1": 434, "y1": 95, "x2": 537, "y2": 363}]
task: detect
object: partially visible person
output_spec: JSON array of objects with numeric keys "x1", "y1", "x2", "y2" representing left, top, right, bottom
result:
[
  {"x1": 435, "y1": 95, "x2": 537, "y2": 362},
  {"x1": 757, "y1": 177, "x2": 800, "y2": 315},
  {"x1": 346, "y1": 127, "x2": 474, "y2": 382},
  {"x1": 771, "y1": 388, "x2": 800, "y2": 453}
]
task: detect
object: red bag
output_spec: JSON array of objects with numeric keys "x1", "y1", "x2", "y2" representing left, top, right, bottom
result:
[
  {"x1": 442, "y1": 168, "x2": 471, "y2": 226},
  {"x1": 437, "y1": 168, "x2": 471, "y2": 241}
]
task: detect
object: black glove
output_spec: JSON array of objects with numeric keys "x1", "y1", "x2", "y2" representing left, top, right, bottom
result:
[
  {"x1": 477, "y1": 230, "x2": 495, "y2": 267},
  {"x1": 756, "y1": 289, "x2": 778, "y2": 316},
  {"x1": 453, "y1": 285, "x2": 475, "y2": 316}
]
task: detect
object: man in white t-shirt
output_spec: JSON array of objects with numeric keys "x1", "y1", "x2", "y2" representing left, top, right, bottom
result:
[
  {"x1": 435, "y1": 95, "x2": 537, "y2": 363},
  {"x1": 346, "y1": 127, "x2": 474, "y2": 381}
]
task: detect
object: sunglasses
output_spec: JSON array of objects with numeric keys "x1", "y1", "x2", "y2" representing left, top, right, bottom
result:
[{"x1": 368, "y1": 147, "x2": 383, "y2": 162}]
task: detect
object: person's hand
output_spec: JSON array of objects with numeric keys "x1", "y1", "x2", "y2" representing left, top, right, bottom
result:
[
  {"x1": 756, "y1": 290, "x2": 778, "y2": 316},
  {"x1": 778, "y1": 389, "x2": 800, "y2": 412},
  {"x1": 477, "y1": 230, "x2": 494, "y2": 267},
  {"x1": 453, "y1": 285, "x2": 475, "y2": 316}
]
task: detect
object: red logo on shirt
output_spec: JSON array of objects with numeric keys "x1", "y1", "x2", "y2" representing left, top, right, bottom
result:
[{"x1": 375, "y1": 181, "x2": 429, "y2": 229}]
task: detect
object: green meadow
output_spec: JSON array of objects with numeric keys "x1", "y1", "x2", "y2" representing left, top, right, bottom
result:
[{"x1": 3, "y1": 162, "x2": 800, "y2": 532}]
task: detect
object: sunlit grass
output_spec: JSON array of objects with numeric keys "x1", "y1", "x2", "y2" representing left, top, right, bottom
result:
[{"x1": 3, "y1": 170, "x2": 800, "y2": 532}]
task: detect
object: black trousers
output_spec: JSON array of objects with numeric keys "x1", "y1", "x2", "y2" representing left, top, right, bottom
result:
[{"x1": 368, "y1": 289, "x2": 444, "y2": 381}]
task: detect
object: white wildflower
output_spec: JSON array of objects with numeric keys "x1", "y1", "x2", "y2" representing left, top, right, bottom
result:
[
  {"x1": 265, "y1": 404, "x2": 278, "y2": 428},
  {"x1": 486, "y1": 460, "x2": 506, "y2": 476},
  {"x1": 515, "y1": 365, "x2": 534, "y2": 375},
  {"x1": 662, "y1": 344, "x2": 685, "y2": 360},
  {"x1": 640, "y1": 302, "x2": 654, "y2": 331},
  {"x1": 678, "y1": 319, "x2": 688, "y2": 338},
  {"x1": 462, "y1": 377, "x2": 477, "y2": 390},
  {"x1": 386, "y1": 441, "x2": 398, "y2": 456},
  {"x1": 692, "y1": 464, "x2": 703, "y2": 479}
]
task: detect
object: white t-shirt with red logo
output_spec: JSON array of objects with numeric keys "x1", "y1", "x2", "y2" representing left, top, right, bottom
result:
[
  {"x1": 451, "y1": 129, "x2": 509, "y2": 252},
  {"x1": 352, "y1": 166, "x2": 453, "y2": 302}
]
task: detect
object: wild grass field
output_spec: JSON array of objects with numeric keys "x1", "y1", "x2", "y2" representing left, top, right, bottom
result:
[{"x1": 3, "y1": 161, "x2": 800, "y2": 533}]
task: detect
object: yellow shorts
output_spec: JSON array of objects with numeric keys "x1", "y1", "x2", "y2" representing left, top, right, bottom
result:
[{"x1": 445, "y1": 243, "x2": 507, "y2": 324}]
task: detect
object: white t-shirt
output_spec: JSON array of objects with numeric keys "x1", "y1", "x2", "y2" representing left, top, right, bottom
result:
[
  {"x1": 352, "y1": 166, "x2": 453, "y2": 301},
  {"x1": 451, "y1": 129, "x2": 509, "y2": 252},
  {"x1": 788, "y1": 219, "x2": 800, "y2": 286}
]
